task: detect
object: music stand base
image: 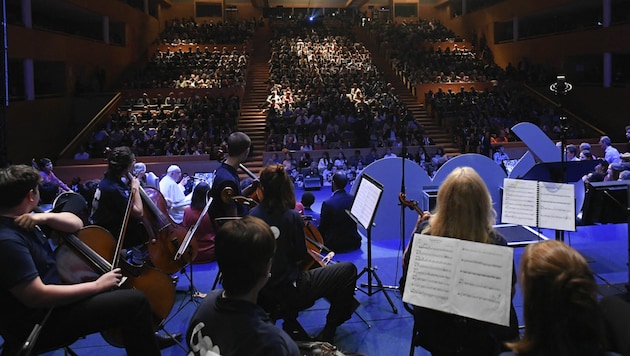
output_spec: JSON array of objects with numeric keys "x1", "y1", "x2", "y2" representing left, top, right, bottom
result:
[{"x1": 357, "y1": 266, "x2": 398, "y2": 314}]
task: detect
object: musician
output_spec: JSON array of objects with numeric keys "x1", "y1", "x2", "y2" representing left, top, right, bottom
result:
[
  {"x1": 182, "y1": 182, "x2": 216, "y2": 264},
  {"x1": 186, "y1": 215, "x2": 300, "y2": 356},
  {"x1": 401, "y1": 167, "x2": 519, "y2": 355},
  {"x1": 90, "y1": 146, "x2": 146, "y2": 264},
  {"x1": 209, "y1": 131, "x2": 256, "y2": 220},
  {"x1": 89, "y1": 146, "x2": 182, "y2": 345},
  {"x1": 249, "y1": 164, "x2": 359, "y2": 343},
  {"x1": 318, "y1": 173, "x2": 361, "y2": 253},
  {"x1": 0, "y1": 164, "x2": 160, "y2": 355}
]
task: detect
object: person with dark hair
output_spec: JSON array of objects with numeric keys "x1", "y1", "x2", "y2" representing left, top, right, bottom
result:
[
  {"x1": 501, "y1": 240, "x2": 617, "y2": 356},
  {"x1": 249, "y1": 164, "x2": 359, "y2": 343},
  {"x1": 0, "y1": 165, "x2": 160, "y2": 355},
  {"x1": 90, "y1": 146, "x2": 146, "y2": 253},
  {"x1": 209, "y1": 131, "x2": 256, "y2": 221},
  {"x1": 38, "y1": 181, "x2": 61, "y2": 211},
  {"x1": 318, "y1": 172, "x2": 361, "y2": 253},
  {"x1": 186, "y1": 215, "x2": 300, "y2": 356},
  {"x1": 33, "y1": 157, "x2": 71, "y2": 194},
  {"x1": 182, "y1": 182, "x2": 216, "y2": 264},
  {"x1": 89, "y1": 146, "x2": 181, "y2": 346},
  {"x1": 300, "y1": 191, "x2": 320, "y2": 226}
]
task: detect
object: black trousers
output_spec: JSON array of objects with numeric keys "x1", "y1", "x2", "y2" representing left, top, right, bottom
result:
[
  {"x1": 282, "y1": 261, "x2": 358, "y2": 328},
  {"x1": 1, "y1": 289, "x2": 160, "y2": 356}
]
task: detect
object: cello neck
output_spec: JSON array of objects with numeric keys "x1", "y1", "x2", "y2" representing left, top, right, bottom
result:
[{"x1": 239, "y1": 163, "x2": 257, "y2": 180}]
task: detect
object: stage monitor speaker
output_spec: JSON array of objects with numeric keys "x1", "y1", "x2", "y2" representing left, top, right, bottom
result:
[{"x1": 304, "y1": 176, "x2": 321, "y2": 190}]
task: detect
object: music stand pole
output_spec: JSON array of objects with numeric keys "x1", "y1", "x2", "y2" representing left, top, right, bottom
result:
[{"x1": 357, "y1": 224, "x2": 398, "y2": 314}]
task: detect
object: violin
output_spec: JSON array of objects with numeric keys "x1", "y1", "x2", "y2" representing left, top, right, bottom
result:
[
  {"x1": 216, "y1": 148, "x2": 263, "y2": 203},
  {"x1": 398, "y1": 192, "x2": 432, "y2": 223}
]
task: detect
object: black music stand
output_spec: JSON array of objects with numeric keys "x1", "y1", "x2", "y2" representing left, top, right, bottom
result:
[
  {"x1": 518, "y1": 160, "x2": 600, "y2": 241},
  {"x1": 350, "y1": 174, "x2": 398, "y2": 314},
  {"x1": 581, "y1": 180, "x2": 630, "y2": 292}
]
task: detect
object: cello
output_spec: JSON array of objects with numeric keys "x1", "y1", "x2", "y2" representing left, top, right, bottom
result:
[
  {"x1": 301, "y1": 219, "x2": 336, "y2": 271},
  {"x1": 133, "y1": 173, "x2": 198, "y2": 274},
  {"x1": 55, "y1": 192, "x2": 175, "y2": 347}
]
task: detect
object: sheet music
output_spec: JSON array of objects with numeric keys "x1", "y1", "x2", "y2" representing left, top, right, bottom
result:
[
  {"x1": 501, "y1": 178, "x2": 576, "y2": 231},
  {"x1": 350, "y1": 176, "x2": 382, "y2": 229},
  {"x1": 501, "y1": 179, "x2": 538, "y2": 227},
  {"x1": 403, "y1": 234, "x2": 513, "y2": 326},
  {"x1": 538, "y1": 182, "x2": 575, "y2": 231}
]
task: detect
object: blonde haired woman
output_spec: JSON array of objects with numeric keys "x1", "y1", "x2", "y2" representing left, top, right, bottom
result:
[{"x1": 402, "y1": 166, "x2": 519, "y2": 355}]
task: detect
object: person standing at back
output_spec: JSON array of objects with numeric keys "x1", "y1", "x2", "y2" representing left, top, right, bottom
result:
[{"x1": 318, "y1": 173, "x2": 361, "y2": 253}]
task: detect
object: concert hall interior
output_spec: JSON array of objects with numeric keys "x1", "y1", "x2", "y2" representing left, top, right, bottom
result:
[{"x1": 2, "y1": 0, "x2": 630, "y2": 355}]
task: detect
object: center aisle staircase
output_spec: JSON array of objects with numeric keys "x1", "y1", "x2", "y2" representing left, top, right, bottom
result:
[
  {"x1": 353, "y1": 27, "x2": 461, "y2": 157},
  {"x1": 236, "y1": 23, "x2": 272, "y2": 177}
]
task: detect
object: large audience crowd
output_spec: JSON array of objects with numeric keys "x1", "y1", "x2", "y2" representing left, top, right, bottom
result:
[
  {"x1": 262, "y1": 17, "x2": 427, "y2": 154},
  {"x1": 78, "y1": 15, "x2": 599, "y2": 183},
  {"x1": 157, "y1": 18, "x2": 258, "y2": 46}
]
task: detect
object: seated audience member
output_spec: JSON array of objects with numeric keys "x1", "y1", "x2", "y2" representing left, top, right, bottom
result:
[
  {"x1": 493, "y1": 145, "x2": 509, "y2": 165},
  {"x1": 159, "y1": 165, "x2": 191, "y2": 224},
  {"x1": 33, "y1": 158, "x2": 71, "y2": 193},
  {"x1": 300, "y1": 191, "x2": 321, "y2": 227},
  {"x1": 566, "y1": 144, "x2": 579, "y2": 161},
  {"x1": 249, "y1": 165, "x2": 359, "y2": 343},
  {"x1": 133, "y1": 162, "x2": 160, "y2": 188},
  {"x1": 182, "y1": 182, "x2": 216, "y2": 264},
  {"x1": 502, "y1": 240, "x2": 619, "y2": 356},
  {"x1": 318, "y1": 173, "x2": 361, "y2": 253},
  {"x1": 599, "y1": 136, "x2": 621, "y2": 165},
  {"x1": 186, "y1": 215, "x2": 300, "y2": 356},
  {"x1": 0, "y1": 165, "x2": 162, "y2": 355},
  {"x1": 402, "y1": 167, "x2": 519, "y2": 355}
]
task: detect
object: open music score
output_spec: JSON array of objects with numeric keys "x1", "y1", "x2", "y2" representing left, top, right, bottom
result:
[
  {"x1": 501, "y1": 178, "x2": 576, "y2": 231},
  {"x1": 403, "y1": 234, "x2": 513, "y2": 326}
]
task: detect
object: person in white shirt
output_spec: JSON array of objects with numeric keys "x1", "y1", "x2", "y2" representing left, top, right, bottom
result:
[{"x1": 159, "y1": 165, "x2": 191, "y2": 224}]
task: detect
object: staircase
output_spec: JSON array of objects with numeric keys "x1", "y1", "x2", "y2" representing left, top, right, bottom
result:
[
  {"x1": 353, "y1": 27, "x2": 461, "y2": 156},
  {"x1": 237, "y1": 24, "x2": 272, "y2": 177}
]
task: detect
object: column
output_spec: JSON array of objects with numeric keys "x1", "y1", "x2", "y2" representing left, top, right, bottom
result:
[
  {"x1": 513, "y1": 16, "x2": 519, "y2": 41},
  {"x1": 462, "y1": 0, "x2": 467, "y2": 15},
  {"x1": 21, "y1": 0, "x2": 32, "y2": 29},
  {"x1": 24, "y1": 58, "x2": 34, "y2": 100},
  {"x1": 103, "y1": 15, "x2": 110, "y2": 44},
  {"x1": 603, "y1": 0, "x2": 611, "y2": 27},
  {"x1": 603, "y1": 52, "x2": 612, "y2": 88}
]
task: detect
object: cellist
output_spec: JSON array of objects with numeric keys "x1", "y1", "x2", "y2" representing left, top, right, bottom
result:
[
  {"x1": 0, "y1": 164, "x2": 159, "y2": 355},
  {"x1": 90, "y1": 146, "x2": 181, "y2": 345}
]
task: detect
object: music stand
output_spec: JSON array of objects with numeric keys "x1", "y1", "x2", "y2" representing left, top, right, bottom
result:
[
  {"x1": 349, "y1": 174, "x2": 398, "y2": 314},
  {"x1": 519, "y1": 160, "x2": 600, "y2": 241},
  {"x1": 169, "y1": 199, "x2": 213, "y2": 318}
]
